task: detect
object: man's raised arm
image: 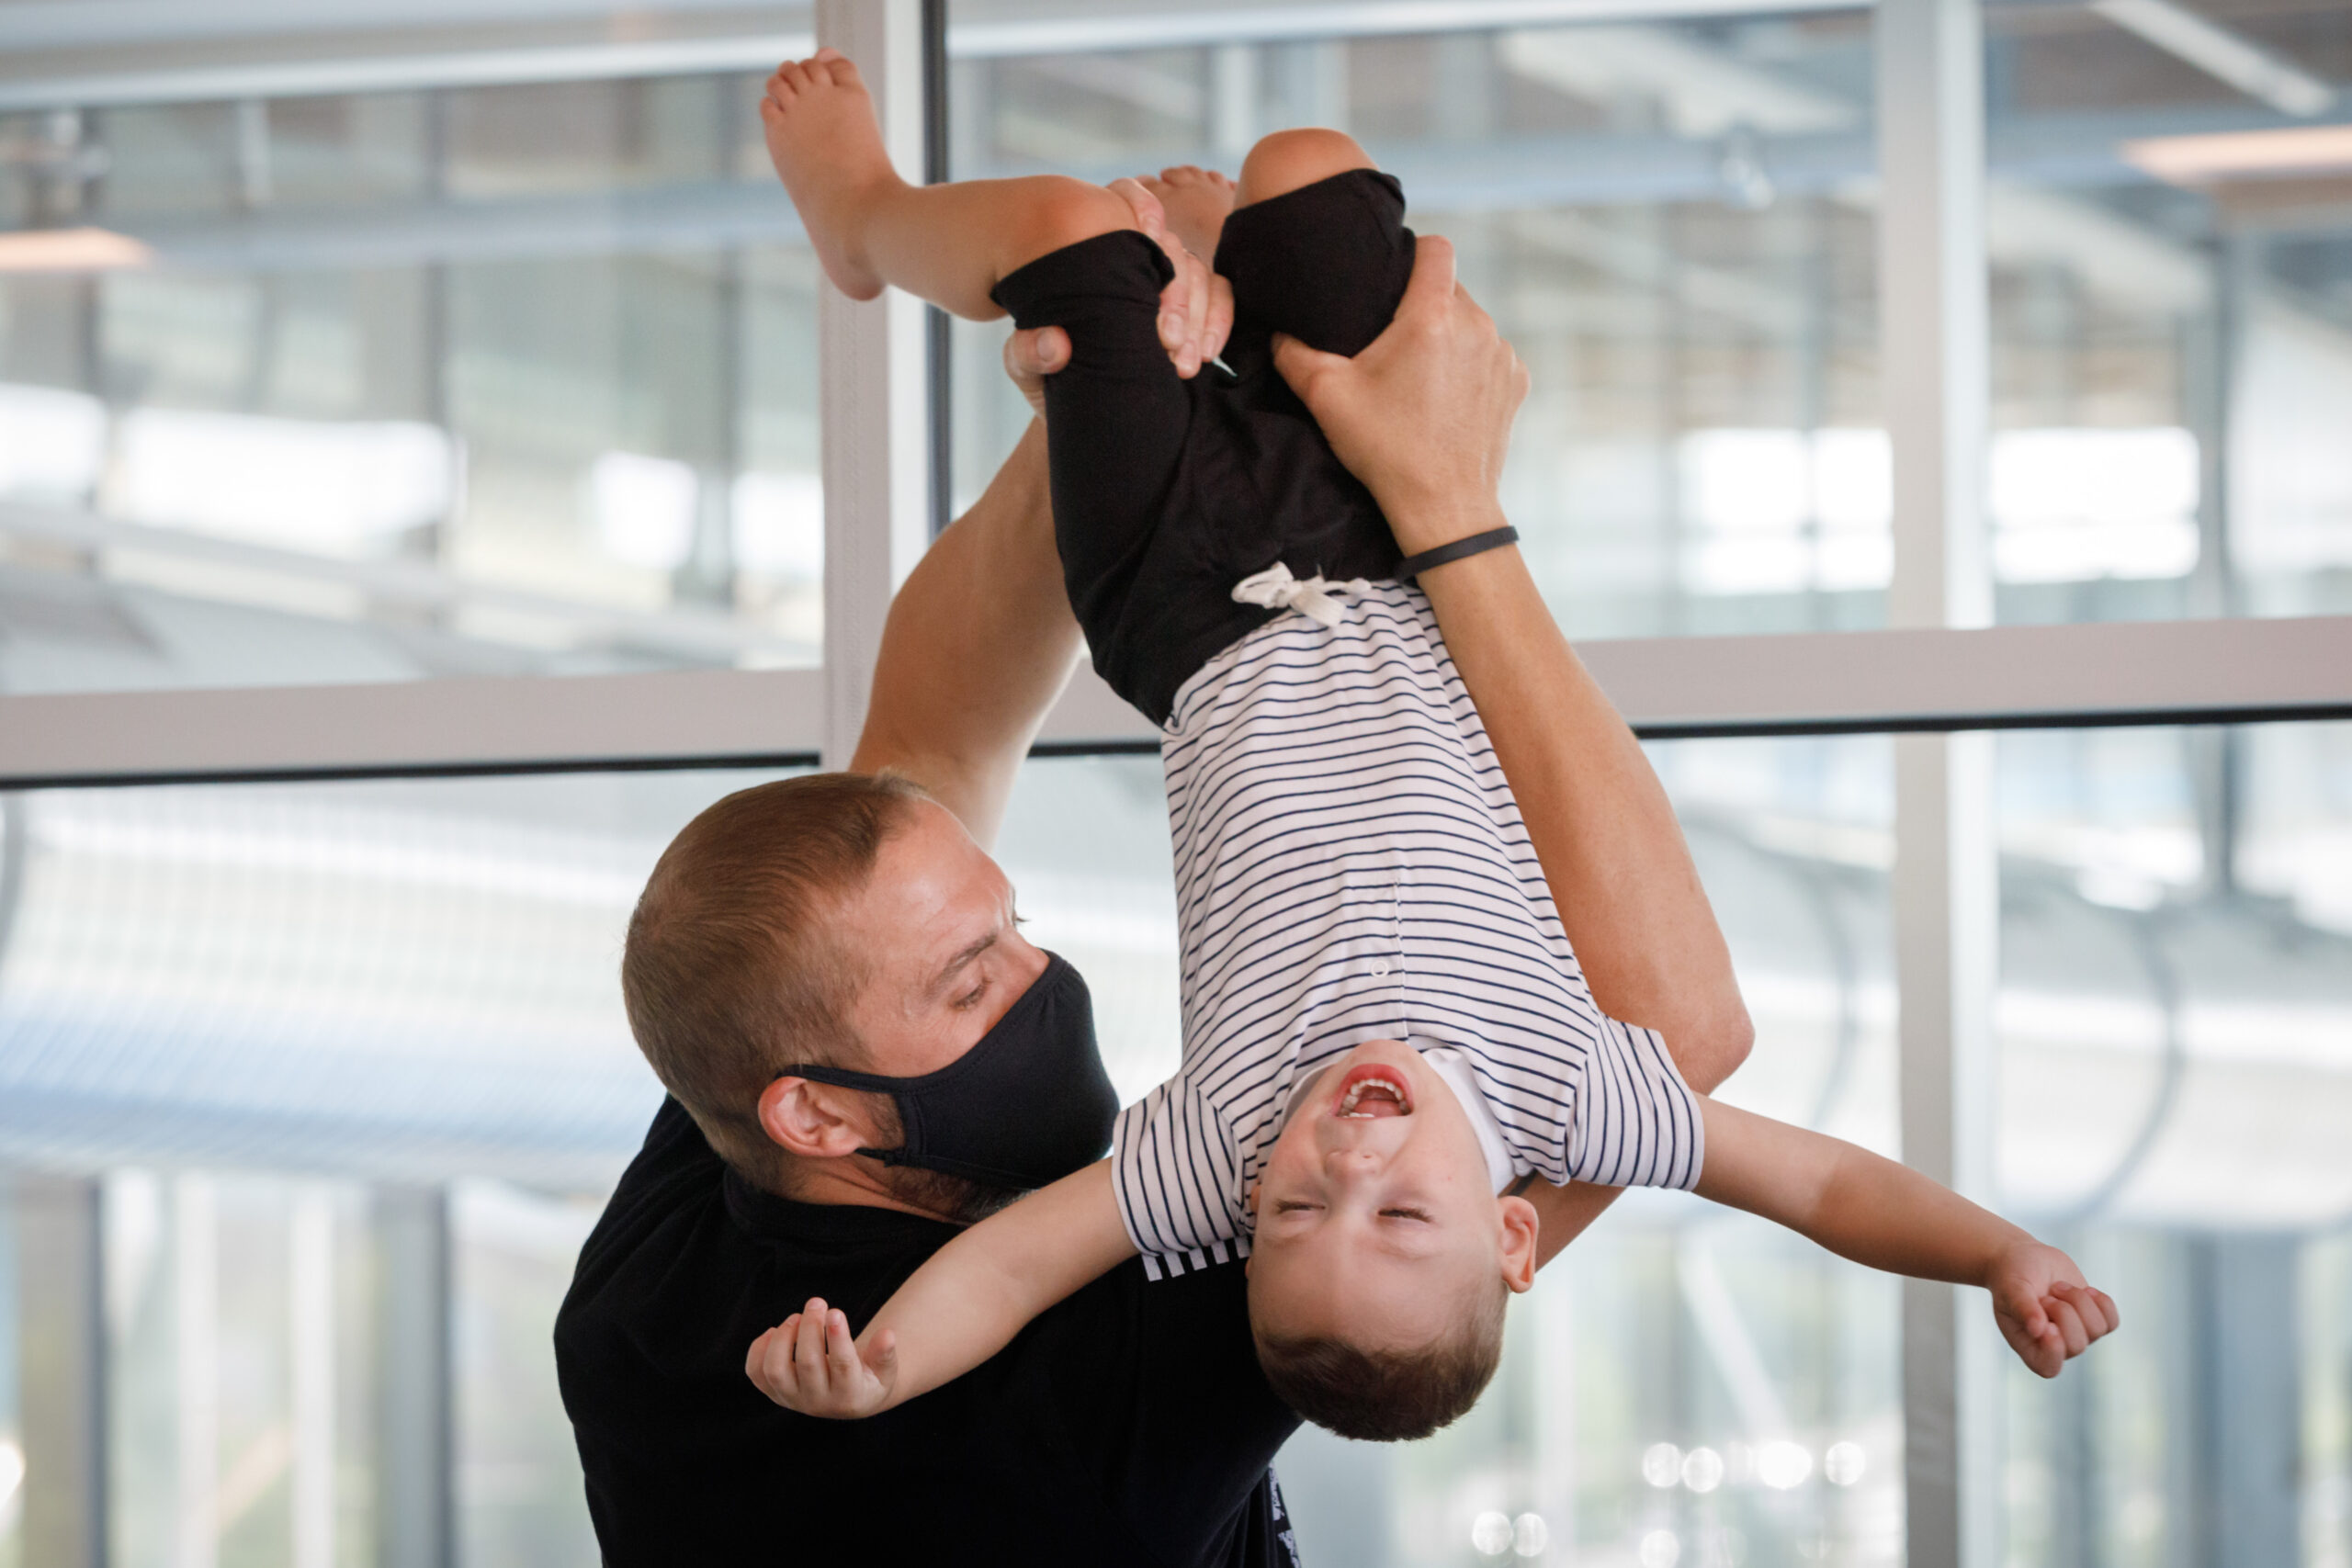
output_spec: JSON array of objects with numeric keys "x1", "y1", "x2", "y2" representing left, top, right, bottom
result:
[
  {"x1": 1276, "y1": 239, "x2": 1753, "y2": 1263},
  {"x1": 847, "y1": 415, "x2": 1079, "y2": 851},
  {"x1": 850, "y1": 180, "x2": 1232, "y2": 850}
]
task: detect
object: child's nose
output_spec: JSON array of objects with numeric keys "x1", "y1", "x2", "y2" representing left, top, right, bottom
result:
[{"x1": 1322, "y1": 1145, "x2": 1384, "y2": 1182}]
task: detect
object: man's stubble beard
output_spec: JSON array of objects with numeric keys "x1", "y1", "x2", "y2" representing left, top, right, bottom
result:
[
  {"x1": 855, "y1": 1089, "x2": 1023, "y2": 1225},
  {"x1": 881, "y1": 1163, "x2": 1023, "y2": 1227}
]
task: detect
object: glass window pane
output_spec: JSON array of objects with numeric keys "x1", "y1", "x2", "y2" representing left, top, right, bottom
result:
[
  {"x1": 1995, "y1": 720, "x2": 2352, "y2": 1566},
  {"x1": 0, "y1": 1187, "x2": 16, "y2": 1568},
  {"x1": 0, "y1": 764, "x2": 791, "y2": 1567},
  {"x1": 1984, "y1": 3, "x2": 2352, "y2": 626},
  {"x1": 0, "y1": 52, "x2": 823, "y2": 694},
  {"x1": 947, "y1": 3, "x2": 1883, "y2": 640}
]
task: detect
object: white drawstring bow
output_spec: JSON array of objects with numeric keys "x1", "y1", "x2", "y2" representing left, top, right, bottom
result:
[{"x1": 1229, "y1": 561, "x2": 1369, "y2": 630}]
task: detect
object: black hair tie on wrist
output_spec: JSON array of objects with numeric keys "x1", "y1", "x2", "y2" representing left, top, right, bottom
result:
[{"x1": 1396, "y1": 525, "x2": 1520, "y2": 581}]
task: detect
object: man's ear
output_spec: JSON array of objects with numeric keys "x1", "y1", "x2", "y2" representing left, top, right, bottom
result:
[
  {"x1": 1498, "y1": 1193, "x2": 1539, "y2": 1293},
  {"x1": 759, "y1": 1077, "x2": 874, "y2": 1160}
]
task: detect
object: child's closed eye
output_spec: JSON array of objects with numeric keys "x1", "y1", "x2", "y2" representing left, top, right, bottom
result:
[{"x1": 1378, "y1": 1207, "x2": 1431, "y2": 1222}]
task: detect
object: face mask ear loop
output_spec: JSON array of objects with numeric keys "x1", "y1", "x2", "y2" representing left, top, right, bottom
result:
[{"x1": 769, "y1": 1065, "x2": 916, "y2": 1168}]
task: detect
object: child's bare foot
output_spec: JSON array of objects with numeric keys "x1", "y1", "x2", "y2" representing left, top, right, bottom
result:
[
  {"x1": 760, "y1": 49, "x2": 899, "y2": 300},
  {"x1": 1139, "y1": 165, "x2": 1237, "y2": 262}
]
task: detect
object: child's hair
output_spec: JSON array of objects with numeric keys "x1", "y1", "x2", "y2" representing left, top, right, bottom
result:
[{"x1": 1250, "y1": 1279, "x2": 1508, "y2": 1442}]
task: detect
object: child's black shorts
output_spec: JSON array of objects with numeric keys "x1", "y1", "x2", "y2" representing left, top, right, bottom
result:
[{"x1": 990, "y1": 169, "x2": 1415, "y2": 728}]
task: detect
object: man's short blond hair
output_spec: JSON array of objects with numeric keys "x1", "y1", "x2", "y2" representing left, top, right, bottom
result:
[{"x1": 620, "y1": 772, "x2": 927, "y2": 1185}]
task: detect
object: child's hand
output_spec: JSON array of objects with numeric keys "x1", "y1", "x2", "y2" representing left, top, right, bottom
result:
[
  {"x1": 744, "y1": 1297, "x2": 899, "y2": 1419},
  {"x1": 1986, "y1": 1243, "x2": 2119, "y2": 1378}
]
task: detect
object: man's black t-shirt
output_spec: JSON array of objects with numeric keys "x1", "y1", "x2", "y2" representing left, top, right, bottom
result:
[{"x1": 556, "y1": 1099, "x2": 1304, "y2": 1566}]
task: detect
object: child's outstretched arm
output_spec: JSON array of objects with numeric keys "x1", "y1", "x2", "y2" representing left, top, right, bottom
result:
[
  {"x1": 1694, "y1": 1099, "x2": 2118, "y2": 1378},
  {"x1": 745, "y1": 1160, "x2": 1134, "y2": 1418}
]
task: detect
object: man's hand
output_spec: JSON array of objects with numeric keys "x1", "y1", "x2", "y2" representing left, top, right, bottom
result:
[
  {"x1": 1272, "y1": 235, "x2": 1529, "y2": 555},
  {"x1": 745, "y1": 1297, "x2": 900, "y2": 1419},
  {"x1": 1002, "y1": 175, "x2": 1234, "y2": 416},
  {"x1": 1987, "y1": 1243, "x2": 2120, "y2": 1379}
]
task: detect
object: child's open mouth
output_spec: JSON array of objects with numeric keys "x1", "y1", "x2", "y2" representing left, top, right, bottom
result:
[{"x1": 1331, "y1": 1063, "x2": 1412, "y2": 1119}]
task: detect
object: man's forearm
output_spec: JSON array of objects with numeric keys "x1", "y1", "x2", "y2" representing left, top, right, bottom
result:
[
  {"x1": 1522, "y1": 1179, "x2": 1617, "y2": 1269},
  {"x1": 1412, "y1": 536, "x2": 1753, "y2": 1094},
  {"x1": 849, "y1": 420, "x2": 1082, "y2": 850},
  {"x1": 1417, "y1": 529, "x2": 1750, "y2": 1273}
]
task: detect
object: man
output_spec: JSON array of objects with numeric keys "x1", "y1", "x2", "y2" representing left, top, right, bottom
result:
[{"x1": 556, "y1": 187, "x2": 1752, "y2": 1564}]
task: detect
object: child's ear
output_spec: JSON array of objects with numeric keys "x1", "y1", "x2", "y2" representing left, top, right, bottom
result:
[{"x1": 1497, "y1": 1194, "x2": 1539, "y2": 1293}]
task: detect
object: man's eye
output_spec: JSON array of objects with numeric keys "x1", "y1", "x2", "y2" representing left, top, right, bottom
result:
[{"x1": 953, "y1": 983, "x2": 987, "y2": 1010}]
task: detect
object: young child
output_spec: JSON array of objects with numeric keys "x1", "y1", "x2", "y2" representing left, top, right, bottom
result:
[{"x1": 748, "y1": 49, "x2": 2117, "y2": 1442}]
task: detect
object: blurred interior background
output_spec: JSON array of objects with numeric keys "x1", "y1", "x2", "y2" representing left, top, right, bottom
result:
[{"x1": 0, "y1": 0, "x2": 2348, "y2": 1565}]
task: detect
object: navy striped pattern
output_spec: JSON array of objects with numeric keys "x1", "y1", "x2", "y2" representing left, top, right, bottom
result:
[{"x1": 1112, "y1": 582, "x2": 1704, "y2": 1280}]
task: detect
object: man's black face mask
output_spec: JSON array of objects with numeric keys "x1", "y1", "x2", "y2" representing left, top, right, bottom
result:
[{"x1": 782, "y1": 952, "x2": 1118, "y2": 1192}]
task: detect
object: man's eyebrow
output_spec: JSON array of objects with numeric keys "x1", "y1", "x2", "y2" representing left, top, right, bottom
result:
[{"x1": 928, "y1": 930, "x2": 999, "y2": 996}]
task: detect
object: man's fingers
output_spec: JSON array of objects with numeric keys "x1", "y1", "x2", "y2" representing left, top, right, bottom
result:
[
  {"x1": 1157, "y1": 248, "x2": 1206, "y2": 376},
  {"x1": 1005, "y1": 324, "x2": 1070, "y2": 379},
  {"x1": 1003, "y1": 326, "x2": 1069, "y2": 415},
  {"x1": 1202, "y1": 275, "x2": 1236, "y2": 367},
  {"x1": 1109, "y1": 175, "x2": 1193, "y2": 363},
  {"x1": 1449, "y1": 277, "x2": 1497, "y2": 339},
  {"x1": 1271, "y1": 333, "x2": 1350, "y2": 408},
  {"x1": 1148, "y1": 240, "x2": 1212, "y2": 378},
  {"x1": 1108, "y1": 175, "x2": 1165, "y2": 243},
  {"x1": 1396, "y1": 234, "x2": 1459, "y2": 320},
  {"x1": 1178, "y1": 254, "x2": 1208, "y2": 377}
]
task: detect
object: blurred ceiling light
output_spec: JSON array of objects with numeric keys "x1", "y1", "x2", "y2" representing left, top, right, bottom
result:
[
  {"x1": 116, "y1": 409, "x2": 454, "y2": 551},
  {"x1": 2091, "y1": 0, "x2": 2335, "y2": 119},
  {"x1": 0, "y1": 224, "x2": 152, "y2": 273},
  {"x1": 2124, "y1": 124, "x2": 2352, "y2": 186},
  {"x1": 592, "y1": 450, "x2": 698, "y2": 572}
]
